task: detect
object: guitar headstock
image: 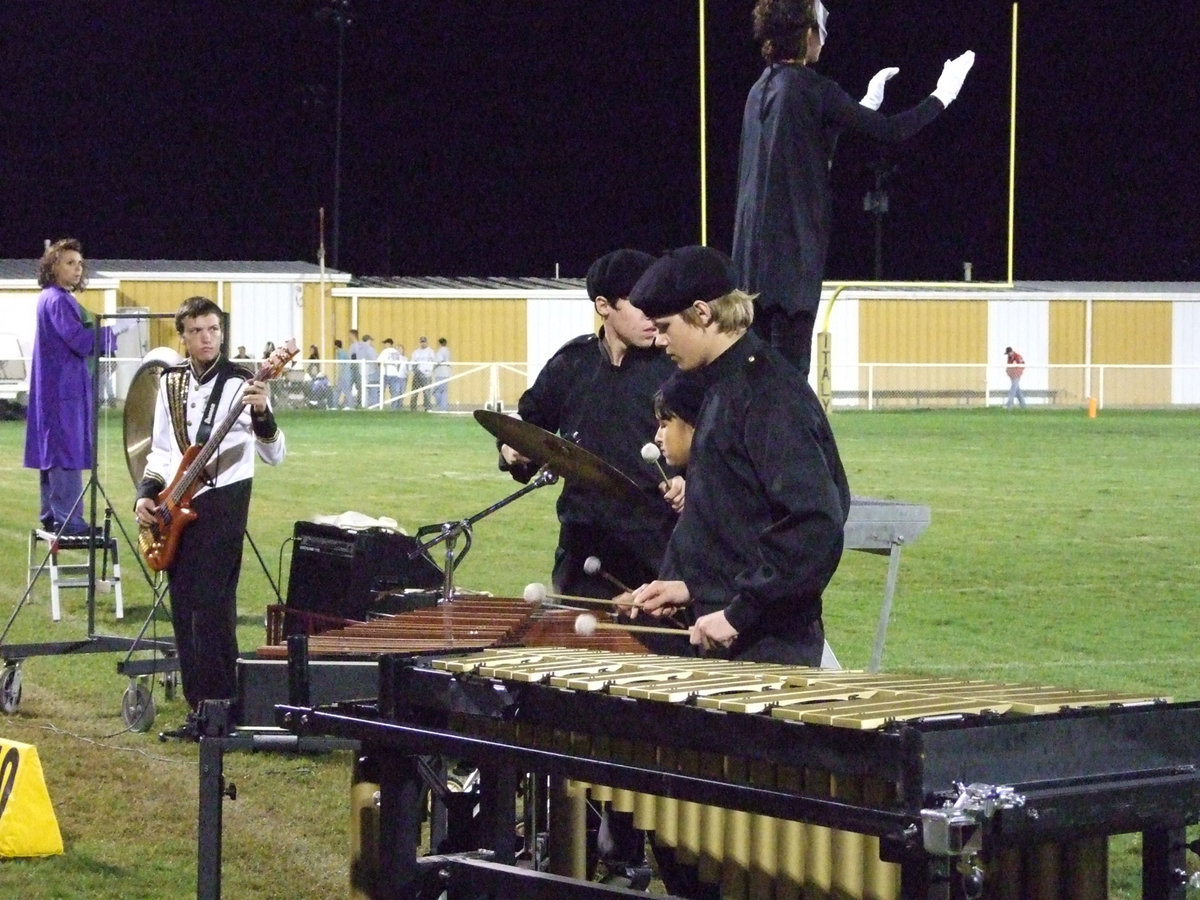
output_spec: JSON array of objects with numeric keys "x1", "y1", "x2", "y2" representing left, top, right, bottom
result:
[{"x1": 258, "y1": 339, "x2": 300, "y2": 381}]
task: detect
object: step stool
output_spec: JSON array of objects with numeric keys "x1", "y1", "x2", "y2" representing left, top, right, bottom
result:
[{"x1": 27, "y1": 529, "x2": 124, "y2": 622}]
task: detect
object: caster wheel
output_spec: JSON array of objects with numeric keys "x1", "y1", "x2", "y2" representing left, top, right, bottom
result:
[
  {"x1": 162, "y1": 671, "x2": 178, "y2": 701},
  {"x1": 122, "y1": 680, "x2": 156, "y2": 732},
  {"x1": 0, "y1": 665, "x2": 22, "y2": 714}
]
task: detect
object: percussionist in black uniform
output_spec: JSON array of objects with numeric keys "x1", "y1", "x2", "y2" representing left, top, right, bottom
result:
[
  {"x1": 498, "y1": 248, "x2": 681, "y2": 888},
  {"x1": 628, "y1": 245, "x2": 850, "y2": 667},
  {"x1": 500, "y1": 248, "x2": 680, "y2": 598}
]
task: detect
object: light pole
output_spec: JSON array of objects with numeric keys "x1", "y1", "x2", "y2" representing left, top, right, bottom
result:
[
  {"x1": 863, "y1": 158, "x2": 897, "y2": 280},
  {"x1": 319, "y1": 0, "x2": 352, "y2": 271}
]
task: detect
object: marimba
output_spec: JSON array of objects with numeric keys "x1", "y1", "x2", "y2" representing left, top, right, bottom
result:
[
  {"x1": 255, "y1": 596, "x2": 654, "y2": 658},
  {"x1": 278, "y1": 646, "x2": 1200, "y2": 899}
]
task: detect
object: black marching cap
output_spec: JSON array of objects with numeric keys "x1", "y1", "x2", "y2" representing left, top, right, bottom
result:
[
  {"x1": 585, "y1": 249, "x2": 657, "y2": 301},
  {"x1": 629, "y1": 245, "x2": 736, "y2": 319}
]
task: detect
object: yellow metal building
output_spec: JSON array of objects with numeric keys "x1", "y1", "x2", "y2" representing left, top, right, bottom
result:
[{"x1": 3, "y1": 259, "x2": 1197, "y2": 410}]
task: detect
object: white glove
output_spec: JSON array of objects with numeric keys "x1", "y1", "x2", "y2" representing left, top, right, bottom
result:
[
  {"x1": 931, "y1": 50, "x2": 975, "y2": 107},
  {"x1": 110, "y1": 317, "x2": 137, "y2": 336},
  {"x1": 860, "y1": 67, "x2": 899, "y2": 111}
]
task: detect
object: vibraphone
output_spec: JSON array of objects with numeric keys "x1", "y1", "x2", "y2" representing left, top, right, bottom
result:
[{"x1": 279, "y1": 646, "x2": 1200, "y2": 900}]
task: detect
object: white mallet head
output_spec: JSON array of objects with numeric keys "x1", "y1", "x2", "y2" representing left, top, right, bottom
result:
[
  {"x1": 583, "y1": 556, "x2": 602, "y2": 576},
  {"x1": 640, "y1": 442, "x2": 661, "y2": 464},
  {"x1": 574, "y1": 613, "x2": 599, "y2": 636},
  {"x1": 523, "y1": 582, "x2": 548, "y2": 605}
]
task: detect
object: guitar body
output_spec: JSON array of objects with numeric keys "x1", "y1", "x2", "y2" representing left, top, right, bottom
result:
[{"x1": 139, "y1": 444, "x2": 202, "y2": 572}]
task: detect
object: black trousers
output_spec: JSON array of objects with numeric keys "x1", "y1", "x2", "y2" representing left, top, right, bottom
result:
[
  {"x1": 167, "y1": 480, "x2": 252, "y2": 710},
  {"x1": 752, "y1": 304, "x2": 817, "y2": 379}
]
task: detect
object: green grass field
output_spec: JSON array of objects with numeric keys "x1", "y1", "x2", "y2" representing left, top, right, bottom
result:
[{"x1": 0, "y1": 407, "x2": 1197, "y2": 897}]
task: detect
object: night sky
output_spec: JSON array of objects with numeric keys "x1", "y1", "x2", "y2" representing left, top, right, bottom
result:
[{"x1": 2, "y1": 1, "x2": 1195, "y2": 283}]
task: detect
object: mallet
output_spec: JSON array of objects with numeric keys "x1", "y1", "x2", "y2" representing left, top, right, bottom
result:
[
  {"x1": 641, "y1": 442, "x2": 670, "y2": 484},
  {"x1": 523, "y1": 582, "x2": 629, "y2": 609},
  {"x1": 583, "y1": 555, "x2": 633, "y2": 594},
  {"x1": 574, "y1": 612, "x2": 690, "y2": 638}
]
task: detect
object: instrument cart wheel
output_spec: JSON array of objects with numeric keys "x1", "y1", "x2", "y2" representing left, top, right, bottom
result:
[
  {"x1": 0, "y1": 663, "x2": 22, "y2": 714},
  {"x1": 121, "y1": 678, "x2": 156, "y2": 732},
  {"x1": 161, "y1": 670, "x2": 178, "y2": 701}
]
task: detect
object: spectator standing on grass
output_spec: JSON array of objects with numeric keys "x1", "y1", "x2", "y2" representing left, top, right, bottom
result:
[
  {"x1": 334, "y1": 339, "x2": 353, "y2": 408},
  {"x1": 307, "y1": 344, "x2": 332, "y2": 408},
  {"x1": 433, "y1": 337, "x2": 452, "y2": 411},
  {"x1": 359, "y1": 334, "x2": 380, "y2": 409},
  {"x1": 348, "y1": 328, "x2": 368, "y2": 406},
  {"x1": 410, "y1": 336, "x2": 435, "y2": 411},
  {"x1": 378, "y1": 338, "x2": 407, "y2": 409},
  {"x1": 1004, "y1": 346, "x2": 1026, "y2": 410}
]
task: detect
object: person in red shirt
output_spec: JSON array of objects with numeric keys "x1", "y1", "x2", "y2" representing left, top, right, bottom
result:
[{"x1": 1005, "y1": 346, "x2": 1026, "y2": 409}]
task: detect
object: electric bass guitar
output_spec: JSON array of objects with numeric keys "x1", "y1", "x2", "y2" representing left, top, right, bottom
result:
[{"x1": 139, "y1": 340, "x2": 298, "y2": 571}]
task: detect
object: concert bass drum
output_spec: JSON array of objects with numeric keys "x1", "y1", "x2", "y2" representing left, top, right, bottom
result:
[{"x1": 122, "y1": 346, "x2": 184, "y2": 487}]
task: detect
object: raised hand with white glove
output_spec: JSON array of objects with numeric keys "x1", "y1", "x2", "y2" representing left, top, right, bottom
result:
[
  {"x1": 109, "y1": 317, "x2": 138, "y2": 336},
  {"x1": 931, "y1": 50, "x2": 975, "y2": 107},
  {"x1": 860, "y1": 66, "x2": 899, "y2": 111}
]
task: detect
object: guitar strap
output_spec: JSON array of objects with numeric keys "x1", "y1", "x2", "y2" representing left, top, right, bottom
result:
[
  {"x1": 195, "y1": 366, "x2": 231, "y2": 446},
  {"x1": 163, "y1": 364, "x2": 232, "y2": 452}
]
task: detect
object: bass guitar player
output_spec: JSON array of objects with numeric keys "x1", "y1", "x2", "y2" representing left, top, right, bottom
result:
[{"x1": 134, "y1": 295, "x2": 290, "y2": 737}]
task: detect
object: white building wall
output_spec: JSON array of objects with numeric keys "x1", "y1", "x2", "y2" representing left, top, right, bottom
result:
[
  {"x1": 524, "y1": 295, "x2": 593, "y2": 386},
  {"x1": 817, "y1": 293, "x2": 860, "y2": 400},
  {"x1": 987, "y1": 299, "x2": 1049, "y2": 397},
  {"x1": 230, "y1": 282, "x2": 302, "y2": 360},
  {"x1": 1171, "y1": 300, "x2": 1200, "y2": 403}
]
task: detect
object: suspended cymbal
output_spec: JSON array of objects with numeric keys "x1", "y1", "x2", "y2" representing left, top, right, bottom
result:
[
  {"x1": 474, "y1": 408, "x2": 645, "y2": 504},
  {"x1": 123, "y1": 347, "x2": 183, "y2": 487}
]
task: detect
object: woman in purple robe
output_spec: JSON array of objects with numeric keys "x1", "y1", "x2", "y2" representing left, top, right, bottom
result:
[{"x1": 23, "y1": 238, "x2": 117, "y2": 536}]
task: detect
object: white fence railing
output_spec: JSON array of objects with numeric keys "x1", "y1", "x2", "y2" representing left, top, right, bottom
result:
[
  {"x1": 830, "y1": 363, "x2": 1200, "y2": 410},
  {"x1": 3, "y1": 357, "x2": 1198, "y2": 412}
]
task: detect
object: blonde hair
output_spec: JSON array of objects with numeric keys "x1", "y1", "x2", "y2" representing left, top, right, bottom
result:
[{"x1": 679, "y1": 289, "x2": 756, "y2": 334}]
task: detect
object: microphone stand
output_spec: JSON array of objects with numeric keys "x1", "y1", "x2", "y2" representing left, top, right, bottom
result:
[{"x1": 413, "y1": 467, "x2": 559, "y2": 601}]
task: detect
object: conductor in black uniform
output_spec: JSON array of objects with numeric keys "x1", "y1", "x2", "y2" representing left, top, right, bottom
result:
[{"x1": 733, "y1": 0, "x2": 975, "y2": 377}]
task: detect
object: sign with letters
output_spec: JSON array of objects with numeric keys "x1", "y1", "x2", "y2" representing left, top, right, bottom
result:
[{"x1": 0, "y1": 738, "x2": 63, "y2": 858}]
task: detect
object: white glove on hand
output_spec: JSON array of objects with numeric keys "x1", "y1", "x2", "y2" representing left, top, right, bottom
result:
[
  {"x1": 110, "y1": 318, "x2": 137, "y2": 336},
  {"x1": 931, "y1": 50, "x2": 975, "y2": 107},
  {"x1": 860, "y1": 66, "x2": 899, "y2": 111}
]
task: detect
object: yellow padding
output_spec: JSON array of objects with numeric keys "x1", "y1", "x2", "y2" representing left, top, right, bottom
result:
[{"x1": 0, "y1": 738, "x2": 64, "y2": 858}]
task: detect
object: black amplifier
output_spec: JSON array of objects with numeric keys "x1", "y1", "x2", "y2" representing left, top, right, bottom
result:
[{"x1": 284, "y1": 521, "x2": 442, "y2": 632}]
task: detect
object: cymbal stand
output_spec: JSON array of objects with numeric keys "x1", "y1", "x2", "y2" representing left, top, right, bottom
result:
[{"x1": 414, "y1": 467, "x2": 559, "y2": 602}]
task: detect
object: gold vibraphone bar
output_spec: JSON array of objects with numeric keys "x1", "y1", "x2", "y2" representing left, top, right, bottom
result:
[{"x1": 428, "y1": 647, "x2": 1169, "y2": 900}]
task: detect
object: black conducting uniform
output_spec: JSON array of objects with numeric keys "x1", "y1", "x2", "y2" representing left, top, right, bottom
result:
[{"x1": 733, "y1": 62, "x2": 944, "y2": 375}]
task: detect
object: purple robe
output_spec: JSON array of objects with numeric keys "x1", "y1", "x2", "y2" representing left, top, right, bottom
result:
[{"x1": 23, "y1": 285, "x2": 114, "y2": 470}]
